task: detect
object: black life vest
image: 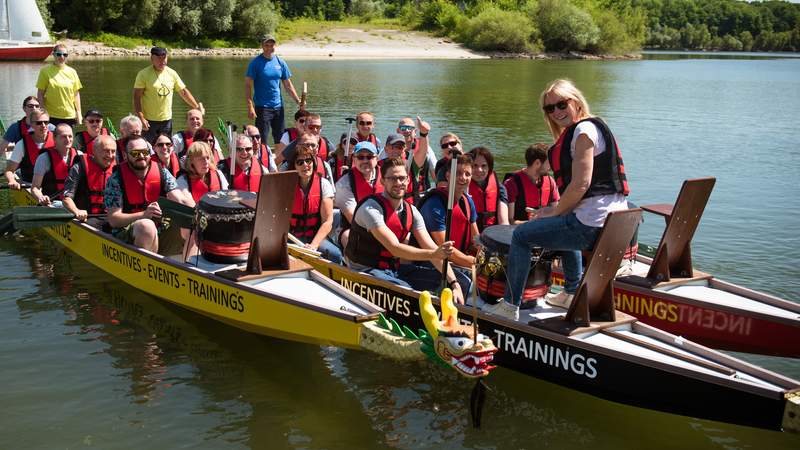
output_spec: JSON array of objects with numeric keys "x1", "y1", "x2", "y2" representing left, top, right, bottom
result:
[
  {"x1": 345, "y1": 194, "x2": 413, "y2": 270},
  {"x1": 508, "y1": 170, "x2": 557, "y2": 221},
  {"x1": 41, "y1": 147, "x2": 79, "y2": 196},
  {"x1": 75, "y1": 154, "x2": 115, "y2": 214},
  {"x1": 119, "y1": 161, "x2": 162, "y2": 214},
  {"x1": 468, "y1": 172, "x2": 500, "y2": 231},
  {"x1": 257, "y1": 143, "x2": 272, "y2": 169},
  {"x1": 290, "y1": 173, "x2": 322, "y2": 239},
  {"x1": 417, "y1": 188, "x2": 473, "y2": 253},
  {"x1": 549, "y1": 117, "x2": 629, "y2": 197}
]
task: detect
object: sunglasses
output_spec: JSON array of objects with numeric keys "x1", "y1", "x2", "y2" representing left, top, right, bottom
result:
[
  {"x1": 358, "y1": 121, "x2": 373, "y2": 126},
  {"x1": 25, "y1": 103, "x2": 41, "y2": 109},
  {"x1": 155, "y1": 142, "x2": 173, "y2": 148},
  {"x1": 249, "y1": 134, "x2": 261, "y2": 140},
  {"x1": 355, "y1": 154, "x2": 376, "y2": 161},
  {"x1": 295, "y1": 158, "x2": 314, "y2": 166},
  {"x1": 35, "y1": 120, "x2": 49, "y2": 126},
  {"x1": 440, "y1": 141, "x2": 459, "y2": 149},
  {"x1": 86, "y1": 118, "x2": 103, "y2": 124},
  {"x1": 542, "y1": 99, "x2": 571, "y2": 113},
  {"x1": 398, "y1": 125, "x2": 415, "y2": 131},
  {"x1": 297, "y1": 119, "x2": 306, "y2": 124},
  {"x1": 129, "y1": 149, "x2": 149, "y2": 158},
  {"x1": 236, "y1": 146, "x2": 253, "y2": 152},
  {"x1": 54, "y1": 52, "x2": 68, "y2": 57},
  {"x1": 385, "y1": 175, "x2": 408, "y2": 184},
  {"x1": 306, "y1": 124, "x2": 321, "y2": 131}
]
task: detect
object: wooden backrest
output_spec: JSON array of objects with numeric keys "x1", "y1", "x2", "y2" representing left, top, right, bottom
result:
[
  {"x1": 646, "y1": 177, "x2": 715, "y2": 282},
  {"x1": 247, "y1": 171, "x2": 298, "y2": 271}
]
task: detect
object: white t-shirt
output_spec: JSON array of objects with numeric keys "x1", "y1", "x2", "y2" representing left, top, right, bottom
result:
[
  {"x1": 570, "y1": 120, "x2": 628, "y2": 227},
  {"x1": 334, "y1": 169, "x2": 377, "y2": 213},
  {"x1": 33, "y1": 149, "x2": 83, "y2": 175},
  {"x1": 9, "y1": 139, "x2": 46, "y2": 163}
]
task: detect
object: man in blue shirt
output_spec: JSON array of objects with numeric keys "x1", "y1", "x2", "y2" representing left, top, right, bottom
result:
[{"x1": 245, "y1": 34, "x2": 301, "y2": 146}]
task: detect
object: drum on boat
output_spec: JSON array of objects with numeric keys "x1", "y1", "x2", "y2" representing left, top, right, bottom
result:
[
  {"x1": 197, "y1": 190, "x2": 256, "y2": 264},
  {"x1": 476, "y1": 224, "x2": 553, "y2": 304}
]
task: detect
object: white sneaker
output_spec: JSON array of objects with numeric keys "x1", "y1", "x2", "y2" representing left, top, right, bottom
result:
[
  {"x1": 546, "y1": 291, "x2": 574, "y2": 309},
  {"x1": 616, "y1": 258, "x2": 635, "y2": 277},
  {"x1": 482, "y1": 300, "x2": 520, "y2": 321}
]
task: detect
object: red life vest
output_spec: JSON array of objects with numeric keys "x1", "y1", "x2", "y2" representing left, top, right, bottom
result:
[
  {"x1": 469, "y1": 171, "x2": 500, "y2": 231},
  {"x1": 549, "y1": 117, "x2": 629, "y2": 197},
  {"x1": 508, "y1": 170, "x2": 556, "y2": 221},
  {"x1": 79, "y1": 128, "x2": 109, "y2": 156},
  {"x1": 76, "y1": 154, "x2": 115, "y2": 214},
  {"x1": 314, "y1": 155, "x2": 327, "y2": 179},
  {"x1": 357, "y1": 133, "x2": 378, "y2": 147},
  {"x1": 179, "y1": 131, "x2": 194, "y2": 157},
  {"x1": 120, "y1": 161, "x2": 162, "y2": 213},
  {"x1": 41, "y1": 147, "x2": 79, "y2": 196},
  {"x1": 349, "y1": 168, "x2": 383, "y2": 202},
  {"x1": 377, "y1": 158, "x2": 416, "y2": 204},
  {"x1": 150, "y1": 153, "x2": 181, "y2": 178},
  {"x1": 285, "y1": 127, "x2": 299, "y2": 143},
  {"x1": 19, "y1": 130, "x2": 54, "y2": 182},
  {"x1": 345, "y1": 194, "x2": 413, "y2": 270},
  {"x1": 187, "y1": 169, "x2": 222, "y2": 203},
  {"x1": 317, "y1": 137, "x2": 330, "y2": 160},
  {"x1": 329, "y1": 155, "x2": 350, "y2": 182},
  {"x1": 115, "y1": 137, "x2": 128, "y2": 163},
  {"x1": 418, "y1": 188, "x2": 473, "y2": 252},
  {"x1": 257, "y1": 143, "x2": 272, "y2": 169},
  {"x1": 229, "y1": 157, "x2": 263, "y2": 192},
  {"x1": 290, "y1": 174, "x2": 322, "y2": 239}
]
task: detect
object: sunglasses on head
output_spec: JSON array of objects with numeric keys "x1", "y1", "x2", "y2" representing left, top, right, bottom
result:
[
  {"x1": 355, "y1": 154, "x2": 376, "y2": 161},
  {"x1": 358, "y1": 121, "x2": 373, "y2": 126},
  {"x1": 236, "y1": 146, "x2": 253, "y2": 152},
  {"x1": 295, "y1": 157, "x2": 314, "y2": 166},
  {"x1": 129, "y1": 149, "x2": 149, "y2": 158},
  {"x1": 440, "y1": 140, "x2": 459, "y2": 149},
  {"x1": 54, "y1": 52, "x2": 68, "y2": 57},
  {"x1": 542, "y1": 99, "x2": 571, "y2": 113}
]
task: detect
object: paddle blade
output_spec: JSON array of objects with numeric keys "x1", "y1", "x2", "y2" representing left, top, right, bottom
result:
[
  {"x1": 0, "y1": 212, "x2": 16, "y2": 235},
  {"x1": 11, "y1": 206, "x2": 76, "y2": 230}
]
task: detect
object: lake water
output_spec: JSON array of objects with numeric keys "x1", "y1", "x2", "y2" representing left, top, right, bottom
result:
[{"x1": 1, "y1": 53, "x2": 799, "y2": 449}]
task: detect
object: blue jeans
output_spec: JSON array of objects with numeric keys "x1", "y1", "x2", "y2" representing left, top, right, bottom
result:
[
  {"x1": 297, "y1": 235, "x2": 343, "y2": 264},
  {"x1": 362, "y1": 268, "x2": 411, "y2": 288},
  {"x1": 398, "y1": 262, "x2": 473, "y2": 295},
  {"x1": 255, "y1": 107, "x2": 285, "y2": 145},
  {"x1": 504, "y1": 213, "x2": 600, "y2": 305}
]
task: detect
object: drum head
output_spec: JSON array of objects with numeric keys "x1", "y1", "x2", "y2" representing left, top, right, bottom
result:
[
  {"x1": 480, "y1": 224, "x2": 516, "y2": 254},
  {"x1": 199, "y1": 190, "x2": 256, "y2": 213}
]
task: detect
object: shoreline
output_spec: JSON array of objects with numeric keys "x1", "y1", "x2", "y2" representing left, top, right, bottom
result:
[{"x1": 58, "y1": 28, "x2": 641, "y2": 61}]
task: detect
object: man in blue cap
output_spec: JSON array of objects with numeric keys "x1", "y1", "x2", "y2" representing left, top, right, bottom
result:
[{"x1": 334, "y1": 141, "x2": 380, "y2": 248}]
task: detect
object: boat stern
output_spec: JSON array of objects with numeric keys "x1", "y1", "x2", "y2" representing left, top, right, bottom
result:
[{"x1": 785, "y1": 390, "x2": 800, "y2": 433}]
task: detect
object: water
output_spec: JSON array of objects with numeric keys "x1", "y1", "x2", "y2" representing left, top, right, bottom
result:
[{"x1": 1, "y1": 54, "x2": 799, "y2": 449}]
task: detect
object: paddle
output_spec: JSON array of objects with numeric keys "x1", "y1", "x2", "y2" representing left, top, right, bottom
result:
[
  {"x1": 157, "y1": 197, "x2": 195, "y2": 229},
  {"x1": 2, "y1": 206, "x2": 104, "y2": 232},
  {"x1": 441, "y1": 149, "x2": 462, "y2": 290},
  {"x1": 287, "y1": 232, "x2": 322, "y2": 257},
  {"x1": 0, "y1": 182, "x2": 31, "y2": 190}
]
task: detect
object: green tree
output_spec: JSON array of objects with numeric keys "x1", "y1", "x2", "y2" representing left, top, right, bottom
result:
[
  {"x1": 235, "y1": 0, "x2": 279, "y2": 38},
  {"x1": 458, "y1": 5, "x2": 536, "y2": 52},
  {"x1": 534, "y1": 0, "x2": 599, "y2": 52}
]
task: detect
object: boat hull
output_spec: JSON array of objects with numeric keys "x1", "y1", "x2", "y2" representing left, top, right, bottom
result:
[
  {"x1": 11, "y1": 190, "x2": 368, "y2": 349},
  {"x1": 0, "y1": 44, "x2": 52, "y2": 61},
  {"x1": 291, "y1": 248, "x2": 797, "y2": 431},
  {"x1": 551, "y1": 268, "x2": 800, "y2": 358}
]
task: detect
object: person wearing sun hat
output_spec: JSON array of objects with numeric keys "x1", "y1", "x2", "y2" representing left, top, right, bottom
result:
[{"x1": 245, "y1": 34, "x2": 302, "y2": 146}]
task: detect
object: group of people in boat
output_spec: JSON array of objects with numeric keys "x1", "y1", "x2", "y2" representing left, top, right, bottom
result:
[{"x1": 2, "y1": 37, "x2": 630, "y2": 322}]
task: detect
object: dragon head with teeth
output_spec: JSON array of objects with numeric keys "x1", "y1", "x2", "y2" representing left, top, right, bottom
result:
[{"x1": 419, "y1": 289, "x2": 498, "y2": 378}]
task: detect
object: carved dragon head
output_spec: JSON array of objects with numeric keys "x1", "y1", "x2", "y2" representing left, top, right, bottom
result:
[{"x1": 419, "y1": 288, "x2": 497, "y2": 378}]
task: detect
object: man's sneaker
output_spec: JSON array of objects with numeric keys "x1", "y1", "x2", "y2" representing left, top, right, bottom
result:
[
  {"x1": 616, "y1": 258, "x2": 635, "y2": 277},
  {"x1": 482, "y1": 300, "x2": 519, "y2": 321},
  {"x1": 546, "y1": 291, "x2": 574, "y2": 309}
]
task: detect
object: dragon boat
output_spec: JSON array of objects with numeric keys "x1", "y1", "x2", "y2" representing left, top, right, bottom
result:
[
  {"x1": 287, "y1": 203, "x2": 800, "y2": 433},
  {"x1": 545, "y1": 178, "x2": 800, "y2": 358},
  {"x1": 2, "y1": 174, "x2": 498, "y2": 380}
]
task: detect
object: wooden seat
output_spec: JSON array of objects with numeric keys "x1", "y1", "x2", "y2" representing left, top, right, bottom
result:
[
  {"x1": 531, "y1": 208, "x2": 643, "y2": 332},
  {"x1": 640, "y1": 177, "x2": 716, "y2": 285}
]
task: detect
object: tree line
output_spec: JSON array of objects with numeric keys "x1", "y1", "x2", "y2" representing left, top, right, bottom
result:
[{"x1": 34, "y1": 0, "x2": 800, "y2": 53}]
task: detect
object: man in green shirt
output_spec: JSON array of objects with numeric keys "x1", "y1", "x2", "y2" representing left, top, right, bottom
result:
[{"x1": 133, "y1": 47, "x2": 204, "y2": 143}]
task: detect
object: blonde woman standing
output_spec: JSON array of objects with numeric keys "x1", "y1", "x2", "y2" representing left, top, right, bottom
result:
[{"x1": 36, "y1": 44, "x2": 82, "y2": 127}]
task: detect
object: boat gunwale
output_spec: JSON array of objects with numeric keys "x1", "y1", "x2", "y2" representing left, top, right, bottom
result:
[{"x1": 289, "y1": 248, "x2": 799, "y2": 399}]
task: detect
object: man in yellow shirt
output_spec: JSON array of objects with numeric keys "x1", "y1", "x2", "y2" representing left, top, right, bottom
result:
[
  {"x1": 36, "y1": 44, "x2": 82, "y2": 127},
  {"x1": 133, "y1": 47, "x2": 204, "y2": 143}
]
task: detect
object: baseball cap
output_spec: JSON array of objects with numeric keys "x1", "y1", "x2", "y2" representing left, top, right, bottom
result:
[
  {"x1": 150, "y1": 46, "x2": 167, "y2": 56},
  {"x1": 260, "y1": 34, "x2": 276, "y2": 43},
  {"x1": 385, "y1": 133, "x2": 405, "y2": 146},
  {"x1": 353, "y1": 141, "x2": 378, "y2": 155},
  {"x1": 84, "y1": 109, "x2": 103, "y2": 119}
]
